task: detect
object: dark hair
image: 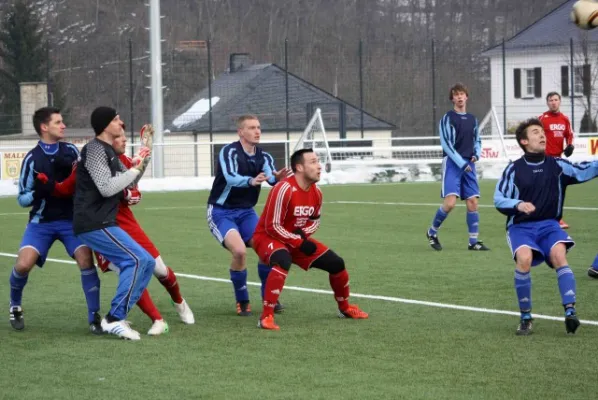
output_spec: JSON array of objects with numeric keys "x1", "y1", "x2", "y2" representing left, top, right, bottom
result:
[
  {"x1": 449, "y1": 83, "x2": 468, "y2": 100},
  {"x1": 546, "y1": 91, "x2": 561, "y2": 101},
  {"x1": 290, "y1": 148, "x2": 314, "y2": 173},
  {"x1": 515, "y1": 118, "x2": 543, "y2": 151},
  {"x1": 33, "y1": 107, "x2": 61, "y2": 136}
]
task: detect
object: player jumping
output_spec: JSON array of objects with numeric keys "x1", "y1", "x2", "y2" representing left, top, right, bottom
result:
[
  {"x1": 10, "y1": 107, "x2": 102, "y2": 333},
  {"x1": 426, "y1": 83, "x2": 489, "y2": 251},
  {"x1": 207, "y1": 115, "x2": 290, "y2": 316},
  {"x1": 494, "y1": 118, "x2": 598, "y2": 335},
  {"x1": 253, "y1": 148, "x2": 369, "y2": 330}
]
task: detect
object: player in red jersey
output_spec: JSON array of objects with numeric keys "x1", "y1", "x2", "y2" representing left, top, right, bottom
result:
[
  {"x1": 57, "y1": 128, "x2": 195, "y2": 335},
  {"x1": 539, "y1": 91, "x2": 575, "y2": 229},
  {"x1": 93, "y1": 130, "x2": 195, "y2": 335},
  {"x1": 252, "y1": 148, "x2": 368, "y2": 330}
]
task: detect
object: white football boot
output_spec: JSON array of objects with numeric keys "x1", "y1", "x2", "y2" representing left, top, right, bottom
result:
[
  {"x1": 173, "y1": 299, "x2": 195, "y2": 324},
  {"x1": 101, "y1": 318, "x2": 141, "y2": 340},
  {"x1": 147, "y1": 319, "x2": 169, "y2": 336}
]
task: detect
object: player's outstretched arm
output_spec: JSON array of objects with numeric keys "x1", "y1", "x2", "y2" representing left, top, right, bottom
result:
[
  {"x1": 494, "y1": 163, "x2": 522, "y2": 216},
  {"x1": 439, "y1": 114, "x2": 467, "y2": 169},
  {"x1": 557, "y1": 159, "x2": 598, "y2": 185},
  {"x1": 85, "y1": 141, "x2": 140, "y2": 198},
  {"x1": 262, "y1": 151, "x2": 291, "y2": 185}
]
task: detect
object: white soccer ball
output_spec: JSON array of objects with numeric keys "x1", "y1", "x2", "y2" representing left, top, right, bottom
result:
[{"x1": 571, "y1": 0, "x2": 598, "y2": 30}]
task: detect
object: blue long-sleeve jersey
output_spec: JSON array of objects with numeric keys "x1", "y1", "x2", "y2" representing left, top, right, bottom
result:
[
  {"x1": 18, "y1": 141, "x2": 80, "y2": 223},
  {"x1": 439, "y1": 110, "x2": 481, "y2": 169},
  {"x1": 494, "y1": 155, "x2": 598, "y2": 228},
  {"x1": 207, "y1": 141, "x2": 277, "y2": 209}
]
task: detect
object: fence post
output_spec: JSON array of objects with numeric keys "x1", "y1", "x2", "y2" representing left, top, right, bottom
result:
[
  {"x1": 359, "y1": 39, "x2": 364, "y2": 139},
  {"x1": 570, "y1": 38, "x2": 575, "y2": 129},
  {"x1": 208, "y1": 38, "x2": 214, "y2": 176},
  {"x1": 502, "y1": 39, "x2": 506, "y2": 134},
  {"x1": 431, "y1": 38, "x2": 436, "y2": 136},
  {"x1": 46, "y1": 40, "x2": 52, "y2": 107},
  {"x1": 129, "y1": 38, "x2": 135, "y2": 158},
  {"x1": 285, "y1": 38, "x2": 290, "y2": 167}
]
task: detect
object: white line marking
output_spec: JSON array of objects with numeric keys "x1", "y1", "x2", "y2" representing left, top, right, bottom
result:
[
  {"x1": 0, "y1": 252, "x2": 595, "y2": 326},
  {"x1": 329, "y1": 200, "x2": 598, "y2": 211}
]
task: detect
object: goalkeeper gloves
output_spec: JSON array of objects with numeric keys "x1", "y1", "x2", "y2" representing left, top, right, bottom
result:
[
  {"x1": 124, "y1": 187, "x2": 141, "y2": 205},
  {"x1": 563, "y1": 144, "x2": 574, "y2": 158},
  {"x1": 299, "y1": 238, "x2": 317, "y2": 256},
  {"x1": 132, "y1": 147, "x2": 151, "y2": 173}
]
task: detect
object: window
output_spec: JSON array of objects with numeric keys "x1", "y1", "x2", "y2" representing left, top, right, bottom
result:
[
  {"x1": 514, "y1": 68, "x2": 542, "y2": 99},
  {"x1": 574, "y1": 65, "x2": 584, "y2": 94},
  {"x1": 525, "y1": 69, "x2": 535, "y2": 97}
]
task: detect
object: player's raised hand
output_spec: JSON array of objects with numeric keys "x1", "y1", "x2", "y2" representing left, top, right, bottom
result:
[
  {"x1": 272, "y1": 167, "x2": 292, "y2": 181},
  {"x1": 132, "y1": 147, "x2": 151, "y2": 173},
  {"x1": 517, "y1": 202, "x2": 536, "y2": 215},
  {"x1": 250, "y1": 172, "x2": 267, "y2": 186}
]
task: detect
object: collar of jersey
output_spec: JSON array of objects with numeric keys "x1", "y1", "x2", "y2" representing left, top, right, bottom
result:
[
  {"x1": 38, "y1": 141, "x2": 59, "y2": 155},
  {"x1": 523, "y1": 152, "x2": 545, "y2": 166}
]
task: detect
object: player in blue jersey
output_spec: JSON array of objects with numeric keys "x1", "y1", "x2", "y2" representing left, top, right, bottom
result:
[
  {"x1": 426, "y1": 83, "x2": 489, "y2": 251},
  {"x1": 494, "y1": 118, "x2": 598, "y2": 335},
  {"x1": 10, "y1": 107, "x2": 102, "y2": 333},
  {"x1": 207, "y1": 115, "x2": 290, "y2": 316}
]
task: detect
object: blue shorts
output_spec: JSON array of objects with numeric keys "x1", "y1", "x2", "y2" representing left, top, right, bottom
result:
[
  {"x1": 506, "y1": 219, "x2": 575, "y2": 267},
  {"x1": 206, "y1": 204, "x2": 259, "y2": 246},
  {"x1": 441, "y1": 157, "x2": 480, "y2": 199},
  {"x1": 19, "y1": 220, "x2": 86, "y2": 267}
]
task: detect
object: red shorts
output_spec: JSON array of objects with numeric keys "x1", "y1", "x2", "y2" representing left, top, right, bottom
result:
[
  {"x1": 95, "y1": 213, "x2": 160, "y2": 273},
  {"x1": 252, "y1": 233, "x2": 329, "y2": 271}
]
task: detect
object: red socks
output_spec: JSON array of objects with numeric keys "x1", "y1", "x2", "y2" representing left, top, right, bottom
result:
[
  {"x1": 329, "y1": 269, "x2": 350, "y2": 311},
  {"x1": 136, "y1": 289, "x2": 162, "y2": 322},
  {"x1": 261, "y1": 266, "x2": 288, "y2": 319},
  {"x1": 158, "y1": 267, "x2": 183, "y2": 304}
]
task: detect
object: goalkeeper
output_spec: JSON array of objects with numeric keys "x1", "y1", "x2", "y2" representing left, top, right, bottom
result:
[{"x1": 426, "y1": 83, "x2": 489, "y2": 252}]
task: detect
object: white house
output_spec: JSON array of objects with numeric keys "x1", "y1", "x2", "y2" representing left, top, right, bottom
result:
[{"x1": 482, "y1": 0, "x2": 598, "y2": 135}]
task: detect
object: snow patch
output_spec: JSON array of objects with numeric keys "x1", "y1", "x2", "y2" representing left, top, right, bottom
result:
[{"x1": 172, "y1": 97, "x2": 221, "y2": 128}]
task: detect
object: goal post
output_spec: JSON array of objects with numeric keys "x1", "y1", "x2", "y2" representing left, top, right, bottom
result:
[{"x1": 293, "y1": 108, "x2": 333, "y2": 172}]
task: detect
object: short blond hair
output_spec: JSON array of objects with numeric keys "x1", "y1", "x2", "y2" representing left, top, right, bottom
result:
[{"x1": 236, "y1": 114, "x2": 259, "y2": 129}]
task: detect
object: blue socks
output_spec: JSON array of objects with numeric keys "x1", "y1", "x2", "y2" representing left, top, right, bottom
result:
[
  {"x1": 9, "y1": 267, "x2": 28, "y2": 307},
  {"x1": 556, "y1": 266, "x2": 576, "y2": 307},
  {"x1": 514, "y1": 270, "x2": 532, "y2": 314},
  {"x1": 428, "y1": 207, "x2": 448, "y2": 236},
  {"x1": 230, "y1": 269, "x2": 249, "y2": 303},
  {"x1": 467, "y1": 211, "x2": 480, "y2": 245},
  {"x1": 257, "y1": 263, "x2": 271, "y2": 299},
  {"x1": 80, "y1": 266, "x2": 101, "y2": 324}
]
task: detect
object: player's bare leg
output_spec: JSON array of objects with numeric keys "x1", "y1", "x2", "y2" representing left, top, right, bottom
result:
[
  {"x1": 224, "y1": 230, "x2": 252, "y2": 316},
  {"x1": 8, "y1": 247, "x2": 38, "y2": 330},
  {"x1": 465, "y1": 197, "x2": 489, "y2": 251},
  {"x1": 426, "y1": 195, "x2": 456, "y2": 251},
  {"x1": 514, "y1": 247, "x2": 533, "y2": 335},
  {"x1": 73, "y1": 246, "x2": 103, "y2": 334},
  {"x1": 549, "y1": 243, "x2": 579, "y2": 334},
  {"x1": 152, "y1": 256, "x2": 194, "y2": 324}
]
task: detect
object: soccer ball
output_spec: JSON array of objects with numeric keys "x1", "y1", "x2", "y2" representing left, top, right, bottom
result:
[{"x1": 571, "y1": 0, "x2": 598, "y2": 30}]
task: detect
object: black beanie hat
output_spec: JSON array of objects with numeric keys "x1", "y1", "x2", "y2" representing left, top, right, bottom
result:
[{"x1": 91, "y1": 106, "x2": 118, "y2": 135}]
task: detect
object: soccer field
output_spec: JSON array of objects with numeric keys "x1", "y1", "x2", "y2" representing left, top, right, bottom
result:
[{"x1": 1, "y1": 181, "x2": 598, "y2": 399}]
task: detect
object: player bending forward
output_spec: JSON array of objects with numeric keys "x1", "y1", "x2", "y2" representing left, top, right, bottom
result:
[
  {"x1": 252, "y1": 149, "x2": 368, "y2": 330},
  {"x1": 93, "y1": 130, "x2": 195, "y2": 334}
]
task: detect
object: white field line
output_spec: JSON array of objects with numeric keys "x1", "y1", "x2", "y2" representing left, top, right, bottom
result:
[{"x1": 0, "y1": 251, "x2": 595, "y2": 327}]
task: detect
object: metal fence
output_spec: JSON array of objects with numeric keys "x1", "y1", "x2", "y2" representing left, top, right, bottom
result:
[{"x1": 1, "y1": 37, "x2": 597, "y2": 138}]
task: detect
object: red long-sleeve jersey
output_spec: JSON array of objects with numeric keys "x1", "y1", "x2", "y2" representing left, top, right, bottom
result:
[
  {"x1": 116, "y1": 154, "x2": 139, "y2": 224},
  {"x1": 254, "y1": 176, "x2": 323, "y2": 248},
  {"x1": 538, "y1": 111, "x2": 574, "y2": 157}
]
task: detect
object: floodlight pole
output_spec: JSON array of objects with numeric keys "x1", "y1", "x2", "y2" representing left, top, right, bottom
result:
[{"x1": 149, "y1": 0, "x2": 164, "y2": 178}]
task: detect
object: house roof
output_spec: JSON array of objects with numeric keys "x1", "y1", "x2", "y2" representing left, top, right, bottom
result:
[
  {"x1": 167, "y1": 63, "x2": 395, "y2": 133},
  {"x1": 482, "y1": 0, "x2": 598, "y2": 56}
]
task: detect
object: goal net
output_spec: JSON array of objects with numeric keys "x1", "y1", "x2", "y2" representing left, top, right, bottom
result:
[{"x1": 294, "y1": 107, "x2": 515, "y2": 175}]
